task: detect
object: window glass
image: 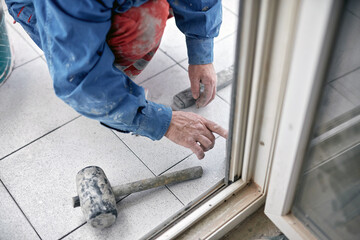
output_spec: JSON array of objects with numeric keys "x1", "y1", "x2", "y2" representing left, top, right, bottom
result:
[{"x1": 292, "y1": 1, "x2": 360, "y2": 239}]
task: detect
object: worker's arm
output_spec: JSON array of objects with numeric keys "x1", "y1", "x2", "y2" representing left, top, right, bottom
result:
[
  {"x1": 168, "y1": 0, "x2": 222, "y2": 107},
  {"x1": 17, "y1": 0, "x2": 172, "y2": 140}
]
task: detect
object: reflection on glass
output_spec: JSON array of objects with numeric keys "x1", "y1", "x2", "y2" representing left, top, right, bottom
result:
[{"x1": 292, "y1": 1, "x2": 360, "y2": 239}]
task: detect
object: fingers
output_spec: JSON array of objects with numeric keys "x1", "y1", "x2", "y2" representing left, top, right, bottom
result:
[
  {"x1": 205, "y1": 119, "x2": 228, "y2": 139},
  {"x1": 189, "y1": 64, "x2": 217, "y2": 107},
  {"x1": 196, "y1": 135, "x2": 215, "y2": 151},
  {"x1": 190, "y1": 143, "x2": 205, "y2": 159}
]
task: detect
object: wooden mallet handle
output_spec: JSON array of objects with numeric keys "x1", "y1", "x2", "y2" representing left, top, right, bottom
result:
[{"x1": 72, "y1": 166, "x2": 203, "y2": 208}]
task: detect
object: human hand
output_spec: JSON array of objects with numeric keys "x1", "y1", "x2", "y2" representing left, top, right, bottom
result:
[
  {"x1": 165, "y1": 111, "x2": 228, "y2": 159},
  {"x1": 188, "y1": 63, "x2": 217, "y2": 108}
]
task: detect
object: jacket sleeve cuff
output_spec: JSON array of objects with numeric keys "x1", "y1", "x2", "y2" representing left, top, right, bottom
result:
[
  {"x1": 134, "y1": 101, "x2": 172, "y2": 141},
  {"x1": 186, "y1": 37, "x2": 214, "y2": 65}
]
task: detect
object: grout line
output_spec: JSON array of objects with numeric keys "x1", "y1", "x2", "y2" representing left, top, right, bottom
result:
[
  {"x1": 57, "y1": 222, "x2": 86, "y2": 240},
  {"x1": 111, "y1": 132, "x2": 191, "y2": 205},
  {"x1": 328, "y1": 65, "x2": 360, "y2": 83},
  {"x1": 0, "y1": 115, "x2": 81, "y2": 161},
  {"x1": 157, "y1": 153, "x2": 193, "y2": 176},
  {"x1": 58, "y1": 194, "x2": 132, "y2": 239},
  {"x1": 177, "y1": 61, "x2": 187, "y2": 72},
  {"x1": 347, "y1": 8, "x2": 360, "y2": 20},
  {"x1": 215, "y1": 31, "x2": 237, "y2": 44},
  {"x1": 223, "y1": 5, "x2": 239, "y2": 17},
  {"x1": 159, "y1": 48, "x2": 187, "y2": 67},
  {"x1": 216, "y1": 93, "x2": 231, "y2": 105},
  {"x1": 0, "y1": 179, "x2": 43, "y2": 240},
  {"x1": 165, "y1": 185, "x2": 185, "y2": 206},
  {"x1": 329, "y1": 82, "x2": 357, "y2": 107},
  {"x1": 5, "y1": 21, "x2": 43, "y2": 55},
  {"x1": 12, "y1": 55, "x2": 43, "y2": 70},
  {"x1": 138, "y1": 62, "x2": 178, "y2": 85},
  {"x1": 110, "y1": 131, "x2": 157, "y2": 177}
]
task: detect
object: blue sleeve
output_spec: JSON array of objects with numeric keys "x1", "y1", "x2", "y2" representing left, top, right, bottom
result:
[
  {"x1": 167, "y1": 0, "x2": 222, "y2": 65},
  {"x1": 30, "y1": 0, "x2": 171, "y2": 140}
]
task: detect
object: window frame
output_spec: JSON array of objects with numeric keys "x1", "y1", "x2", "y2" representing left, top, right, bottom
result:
[
  {"x1": 264, "y1": 0, "x2": 344, "y2": 239},
  {"x1": 149, "y1": 0, "x2": 345, "y2": 239}
]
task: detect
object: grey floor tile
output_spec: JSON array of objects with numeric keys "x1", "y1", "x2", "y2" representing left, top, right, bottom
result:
[
  {"x1": 133, "y1": 63, "x2": 230, "y2": 174},
  {"x1": 5, "y1": 22, "x2": 39, "y2": 68},
  {"x1": 347, "y1": 0, "x2": 360, "y2": 18},
  {"x1": 134, "y1": 50, "x2": 177, "y2": 85},
  {"x1": 64, "y1": 187, "x2": 183, "y2": 240},
  {"x1": 180, "y1": 33, "x2": 237, "y2": 74},
  {"x1": 159, "y1": 18, "x2": 187, "y2": 63},
  {"x1": 217, "y1": 8, "x2": 238, "y2": 41},
  {"x1": 0, "y1": 58, "x2": 79, "y2": 158},
  {"x1": 217, "y1": 84, "x2": 232, "y2": 104},
  {"x1": 327, "y1": 11, "x2": 360, "y2": 81},
  {"x1": 214, "y1": 34, "x2": 237, "y2": 72},
  {"x1": 5, "y1": 11, "x2": 43, "y2": 55},
  {"x1": 165, "y1": 137, "x2": 227, "y2": 205},
  {"x1": 0, "y1": 117, "x2": 179, "y2": 239},
  {"x1": 317, "y1": 85, "x2": 355, "y2": 126},
  {"x1": 116, "y1": 133, "x2": 192, "y2": 176},
  {"x1": 116, "y1": 97, "x2": 230, "y2": 176},
  {"x1": 222, "y1": 0, "x2": 240, "y2": 16},
  {"x1": 159, "y1": 9, "x2": 237, "y2": 64},
  {"x1": 331, "y1": 67, "x2": 360, "y2": 106},
  {"x1": 141, "y1": 64, "x2": 190, "y2": 106},
  {"x1": 182, "y1": 97, "x2": 231, "y2": 131},
  {"x1": 0, "y1": 182, "x2": 40, "y2": 240}
]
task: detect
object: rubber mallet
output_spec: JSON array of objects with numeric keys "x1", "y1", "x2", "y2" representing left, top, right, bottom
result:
[
  {"x1": 172, "y1": 65, "x2": 234, "y2": 109},
  {"x1": 72, "y1": 166, "x2": 203, "y2": 229}
]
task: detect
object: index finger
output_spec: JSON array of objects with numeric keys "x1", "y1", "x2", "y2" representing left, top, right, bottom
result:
[{"x1": 204, "y1": 119, "x2": 228, "y2": 139}]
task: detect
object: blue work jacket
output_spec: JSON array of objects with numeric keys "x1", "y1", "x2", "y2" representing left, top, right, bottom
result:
[{"x1": 5, "y1": 0, "x2": 222, "y2": 140}]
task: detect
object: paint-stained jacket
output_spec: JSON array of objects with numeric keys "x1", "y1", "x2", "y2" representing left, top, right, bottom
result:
[{"x1": 5, "y1": 0, "x2": 222, "y2": 140}]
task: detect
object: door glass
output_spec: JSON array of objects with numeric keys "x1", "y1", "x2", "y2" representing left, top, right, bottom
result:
[{"x1": 292, "y1": 1, "x2": 360, "y2": 239}]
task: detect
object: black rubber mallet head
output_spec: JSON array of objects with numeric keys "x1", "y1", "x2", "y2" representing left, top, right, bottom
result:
[{"x1": 73, "y1": 166, "x2": 203, "y2": 229}]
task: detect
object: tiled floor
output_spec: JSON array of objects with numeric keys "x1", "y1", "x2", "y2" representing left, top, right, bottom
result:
[
  {"x1": 0, "y1": 1, "x2": 238, "y2": 239},
  {"x1": 318, "y1": 1, "x2": 360, "y2": 126}
]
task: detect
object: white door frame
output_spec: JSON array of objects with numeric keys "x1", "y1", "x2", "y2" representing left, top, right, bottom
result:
[{"x1": 264, "y1": 0, "x2": 343, "y2": 239}]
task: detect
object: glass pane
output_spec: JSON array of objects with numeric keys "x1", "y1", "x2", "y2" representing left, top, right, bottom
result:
[{"x1": 292, "y1": 1, "x2": 360, "y2": 239}]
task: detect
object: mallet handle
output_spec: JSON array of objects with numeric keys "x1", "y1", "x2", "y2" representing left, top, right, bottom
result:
[{"x1": 73, "y1": 166, "x2": 203, "y2": 208}]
